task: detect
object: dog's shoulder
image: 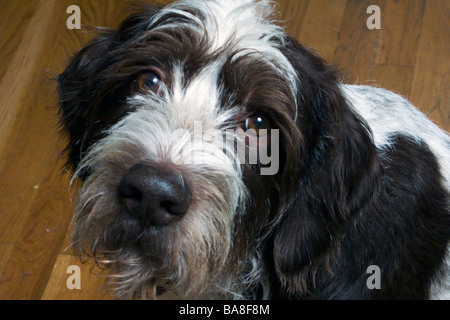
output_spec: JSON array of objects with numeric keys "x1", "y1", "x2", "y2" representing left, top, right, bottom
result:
[{"x1": 341, "y1": 84, "x2": 450, "y2": 186}]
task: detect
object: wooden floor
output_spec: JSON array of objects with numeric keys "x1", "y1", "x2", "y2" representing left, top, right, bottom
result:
[{"x1": 0, "y1": 0, "x2": 448, "y2": 300}]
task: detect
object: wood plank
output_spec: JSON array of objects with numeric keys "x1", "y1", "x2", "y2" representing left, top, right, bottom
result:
[
  {"x1": 0, "y1": 166, "x2": 74, "y2": 299},
  {"x1": 0, "y1": 0, "x2": 62, "y2": 243},
  {"x1": 297, "y1": 0, "x2": 347, "y2": 60},
  {"x1": 277, "y1": 0, "x2": 310, "y2": 39},
  {"x1": 0, "y1": 0, "x2": 40, "y2": 83},
  {"x1": 371, "y1": 64, "x2": 414, "y2": 98},
  {"x1": 0, "y1": 244, "x2": 14, "y2": 282},
  {"x1": 333, "y1": 0, "x2": 384, "y2": 83},
  {"x1": 375, "y1": 0, "x2": 425, "y2": 67},
  {"x1": 0, "y1": 0, "x2": 58, "y2": 156},
  {"x1": 41, "y1": 254, "x2": 111, "y2": 300},
  {"x1": 410, "y1": 0, "x2": 450, "y2": 130}
]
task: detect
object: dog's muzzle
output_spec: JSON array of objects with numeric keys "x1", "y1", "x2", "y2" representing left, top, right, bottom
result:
[{"x1": 118, "y1": 163, "x2": 192, "y2": 227}]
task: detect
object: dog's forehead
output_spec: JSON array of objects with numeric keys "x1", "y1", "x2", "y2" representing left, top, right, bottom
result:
[
  {"x1": 150, "y1": 0, "x2": 280, "y2": 51},
  {"x1": 125, "y1": 0, "x2": 298, "y2": 107},
  {"x1": 145, "y1": 0, "x2": 294, "y2": 74}
]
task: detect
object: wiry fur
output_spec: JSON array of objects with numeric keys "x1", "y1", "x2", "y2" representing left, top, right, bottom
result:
[
  {"x1": 71, "y1": 76, "x2": 251, "y2": 298},
  {"x1": 58, "y1": 0, "x2": 450, "y2": 299}
]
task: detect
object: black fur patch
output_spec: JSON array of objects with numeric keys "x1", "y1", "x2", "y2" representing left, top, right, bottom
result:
[{"x1": 269, "y1": 134, "x2": 450, "y2": 299}]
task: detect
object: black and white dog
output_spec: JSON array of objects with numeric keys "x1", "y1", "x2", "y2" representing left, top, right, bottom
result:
[{"x1": 57, "y1": 0, "x2": 450, "y2": 299}]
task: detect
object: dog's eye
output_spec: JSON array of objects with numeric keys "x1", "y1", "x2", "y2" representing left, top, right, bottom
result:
[
  {"x1": 135, "y1": 71, "x2": 162, "y2": 94},
  {"x1": 245, "y1": 115, "x2": 272, "y2": 137}
]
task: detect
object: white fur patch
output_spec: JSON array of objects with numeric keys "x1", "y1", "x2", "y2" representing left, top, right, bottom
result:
[{"x1": 342, "y1": 85, "x2": 450, "y2": 190}]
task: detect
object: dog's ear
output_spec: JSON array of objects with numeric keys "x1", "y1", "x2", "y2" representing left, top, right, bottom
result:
[
  {"x1": 272, "y1": 37, "x2": 382, "y2": 296},
  {"x1": 57, "y1": 30, "x2": 116, "y2": 170},
  {"x1": 57, "y1": 4, "x2": 161, "y2": 170}
]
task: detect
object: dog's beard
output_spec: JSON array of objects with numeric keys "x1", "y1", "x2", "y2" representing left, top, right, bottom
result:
[{"x1": 70, "y1": 104, "x2": 248, "y2": 299}]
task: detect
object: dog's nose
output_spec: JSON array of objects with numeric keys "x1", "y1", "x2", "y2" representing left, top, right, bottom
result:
[{"x1": 118, "y1": 163, "x2": 192, "y2": 226}]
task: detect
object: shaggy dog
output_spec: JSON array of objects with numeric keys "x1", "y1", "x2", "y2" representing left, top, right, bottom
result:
[{"x1": 57, "y1": 0, "x2": 450, "y2": 299}]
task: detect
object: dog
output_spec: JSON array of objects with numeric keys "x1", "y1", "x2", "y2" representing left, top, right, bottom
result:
[{"x1": 57, "y1": 0, "x2": 450, "y2": 299}]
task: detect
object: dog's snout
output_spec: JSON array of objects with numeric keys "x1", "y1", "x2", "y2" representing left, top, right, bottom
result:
[{"x1": 118, "y1": 163, "x2": 192, "y2": 226}]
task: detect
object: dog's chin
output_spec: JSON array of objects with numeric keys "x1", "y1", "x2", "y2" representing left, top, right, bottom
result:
[
  {"x1": 71, "y1": 172, "x2": 241, "y2": 300},
  {"x1": 72, "y1": 211, "x2": 207, "y2": 299}
]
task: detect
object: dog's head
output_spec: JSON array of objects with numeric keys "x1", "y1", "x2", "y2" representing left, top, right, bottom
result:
[{"x1": 58, "y1": 0, "x2": 380, "y2": 299}]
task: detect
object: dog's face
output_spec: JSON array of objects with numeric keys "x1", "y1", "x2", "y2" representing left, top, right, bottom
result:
[{"x1": 58, "y1": 0, "x2": 379, "y2": 299}]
